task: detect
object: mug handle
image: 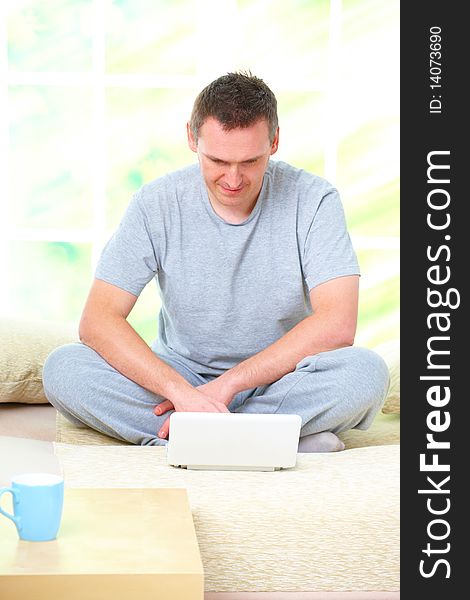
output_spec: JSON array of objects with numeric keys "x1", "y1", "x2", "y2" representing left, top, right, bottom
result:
[{"x1": 0, "y1": 487, "x2": 21, "y2": 529}]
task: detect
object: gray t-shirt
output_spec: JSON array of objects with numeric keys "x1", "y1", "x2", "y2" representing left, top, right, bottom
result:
[{"x1": 95, "y1": 160, "x2": 359, "y2": 376}]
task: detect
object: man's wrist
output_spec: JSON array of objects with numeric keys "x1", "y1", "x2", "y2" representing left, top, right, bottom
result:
[
  {"x1": 217, "y1": 368, "x2": 246, "y2": 399},
  {"x1": 159, "y1": 376, "x2": 194, "y2": 402}
]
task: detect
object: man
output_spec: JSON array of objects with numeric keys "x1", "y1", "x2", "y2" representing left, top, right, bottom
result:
[{"x1": 43, "y1": 72, "x2": 389, "y2": 452}]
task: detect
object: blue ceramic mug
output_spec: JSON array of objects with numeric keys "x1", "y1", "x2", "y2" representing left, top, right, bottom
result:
[{"x1": 0, "y1": 473, "x2": 64, "y2": 541}]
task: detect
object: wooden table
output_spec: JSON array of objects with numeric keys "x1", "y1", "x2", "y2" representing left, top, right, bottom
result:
[{"x1": 0, "y1": 488, "x2": 204, "y2": 599}]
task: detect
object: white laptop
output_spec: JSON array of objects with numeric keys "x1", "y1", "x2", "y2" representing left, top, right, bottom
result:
[{"x1": 166, "y1": 412, "x2": 302, "y2": 471}]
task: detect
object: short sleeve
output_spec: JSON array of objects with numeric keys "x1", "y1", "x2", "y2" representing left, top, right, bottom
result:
[
  {"x1": 94, "y1": 190, "x2": 159, "y2": 296},
  {"x1": 302, "y1": 188, "x2": 360, "y2": 290}
]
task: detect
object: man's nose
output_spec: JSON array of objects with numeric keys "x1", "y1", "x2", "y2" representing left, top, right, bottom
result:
[{"x1": 225, "y1": 165, "x2": 243, "y2": 188}]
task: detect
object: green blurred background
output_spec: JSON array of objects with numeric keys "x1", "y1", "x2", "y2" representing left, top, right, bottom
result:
[{"x1": 2, "y1": 0, "x2": 399, "y2": 348}]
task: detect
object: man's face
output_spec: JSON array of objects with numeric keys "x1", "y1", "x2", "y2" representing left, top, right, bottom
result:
[{"x1": 187, "y1": 117, "x2": 279, "y2": 219}]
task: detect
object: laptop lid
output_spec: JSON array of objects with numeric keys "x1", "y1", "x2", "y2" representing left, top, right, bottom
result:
[{"x1": 166, "y1": 412, "x2": 302, "y2": 471}]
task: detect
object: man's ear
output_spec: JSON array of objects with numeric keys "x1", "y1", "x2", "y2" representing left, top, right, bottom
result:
[
  {"x1": 187, "y1": 122, "x2": 197, "y2": 153},
  {"x1": 270, "y1": 127, "x2": 280, "y2": 155}
]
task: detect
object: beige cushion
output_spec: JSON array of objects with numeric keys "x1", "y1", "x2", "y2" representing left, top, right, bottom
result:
[
  {"x1": 374, "y1": 339, "x2": 400, "y2": 414},
  {"x1": 0, "y1": 318, "x2": 77, "y2": 404},
  {"x1": 339, "y1": 411, "x2": 399, "y2": 448},
  {"x1": 56, "y1": 412, "x2": 131, "y2": 446},
  {"x1": 55, "y1": 442, "x2": 399, "y2": 592}
]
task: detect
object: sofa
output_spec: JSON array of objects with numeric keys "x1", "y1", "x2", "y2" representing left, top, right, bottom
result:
[{"x1": 0, "y1": 317, "x2": 400, "y2": 598}]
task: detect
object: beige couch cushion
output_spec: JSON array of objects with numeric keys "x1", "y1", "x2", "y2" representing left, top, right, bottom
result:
[
  {"x1": 374, "y1": 340, "x2": 400, "y2": 415},
  {"x1": 55, "y1": 442, "x2": 399, "y2": 593},
  {"x1": 0, "y1": 318, "x2": 77, "y2": 404}
]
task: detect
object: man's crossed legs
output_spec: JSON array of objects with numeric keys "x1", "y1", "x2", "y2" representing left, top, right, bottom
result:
[{"x1": 43, "y1": 344, "x2": 389, "y2": 451}]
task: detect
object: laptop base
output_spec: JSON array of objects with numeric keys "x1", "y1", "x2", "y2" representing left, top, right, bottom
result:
[{"x1": 172, "y1": 464, "x2": 280, "y2": 472}]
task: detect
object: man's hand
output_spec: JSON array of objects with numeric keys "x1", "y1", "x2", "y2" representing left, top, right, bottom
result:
[
  {"x1": 154, "y1": 385, "x2": 230, "y2": 439},
  {"x1": 196, "y1": 378, "x2": 236, "y2": 407}
]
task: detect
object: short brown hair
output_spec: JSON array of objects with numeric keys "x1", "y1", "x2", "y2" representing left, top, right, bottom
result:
[{"x1": 190, "y1": 71, "x2": 278, "y2": 143}]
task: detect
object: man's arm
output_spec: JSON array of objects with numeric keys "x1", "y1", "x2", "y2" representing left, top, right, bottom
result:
[
  {"x1": 204, "y1": 275, "x2": 359, "y2": 400},
  {"x1": 156, "y1": 274, "x2": 359, "y2": 426},
  {"x1": 79, "y1": 279, "x2": 228, "y2": 414},
  {"x1": 155, "y1": 275, "x2": 358, "y2": 438}
]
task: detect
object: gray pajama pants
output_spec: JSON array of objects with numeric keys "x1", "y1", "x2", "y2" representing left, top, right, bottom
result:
[{"x1": 42, "y1": 343, "x2": 389, "y2": 446}]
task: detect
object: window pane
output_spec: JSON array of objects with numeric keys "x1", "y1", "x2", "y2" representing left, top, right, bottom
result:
[
  {"x1": 356, "y1": 249, "x2": 399, "y2": 348},
  {"x1": 105, "y1": 0, "x2": 197, "y2": 74},
  {"x1": 338, "y1": 118, "x2": 399, "y2": 237},
  {"x1": 9, "y1": 86, "x2": 93, "y2": 229},
  {"x1": 128, "y1": 281, "x2": 161, "y2": 345},
  {"x1": 276, "y1": 92, "x2": 325, "y2": 176},
  {"x1": 236, "y1": 0, "x2": 330, "y2": 85},
  {"x1": 106, "y1": 86, "x2": 196, "y2": 227},
  {"x1": 7, "y1": 0, "x2": 93, "y2": 71},
  {"x1": 338, "y1": 0, "x2": 399, "y2": 238},
  {"x1": 341, "y1": 0, "x2": 399, "y2": 121},
  {"x1": 10, "y1": 242, "x2": 91, "y2": 324},
  {"x1": 340, "y1": 0, "x2": 400, "y2": 102}
]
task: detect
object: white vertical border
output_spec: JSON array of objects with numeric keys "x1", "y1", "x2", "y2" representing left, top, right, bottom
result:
[
  {"x1": 324, "y1": 0, "x2": 342, "y2": 185},
  {"x1": 0, "y1": 3, "x2": 11, "y2": 313},
  {"x1": 90, "y1": 0, "x2": 107, "y2": 272}
]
